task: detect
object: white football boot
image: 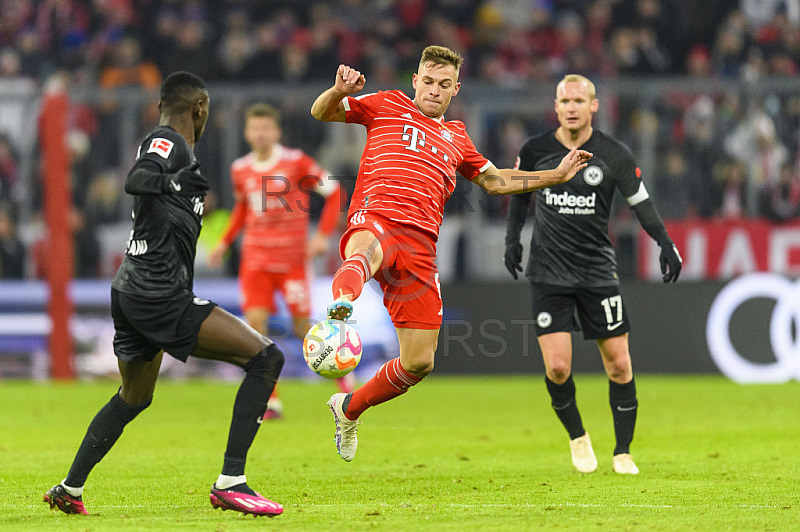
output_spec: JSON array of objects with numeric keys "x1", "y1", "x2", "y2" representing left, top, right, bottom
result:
[
  {"x1": 327, "y1": 393, "x2": 361, "y2": 462},
  {"x1": 569, "y1": 433, "x2": 598, "y2": 473},
  {"x1": 612, "y1": 453, "x2": 640, "y2": 474}
]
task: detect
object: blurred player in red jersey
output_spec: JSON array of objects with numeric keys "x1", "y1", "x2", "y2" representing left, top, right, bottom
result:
[
  {"x1": 209, "y1": 104, "x2": 353, "y2": 419},
  {"x1": 311, "y1": 45, "x2": 593, "y2": 461}
]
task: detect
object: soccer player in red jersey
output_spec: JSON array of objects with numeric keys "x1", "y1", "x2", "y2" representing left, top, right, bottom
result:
[
  {"x1": 209, "y1": 104, "x2": 353, "y2": 418},
  {"x1": 311, "y1": 45, "x2": 593, "y2": 461}
]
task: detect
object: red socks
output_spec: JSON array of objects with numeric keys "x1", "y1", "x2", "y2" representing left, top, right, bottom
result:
[
  {"x1": 334, "y1": 254, "x2": 422, "y2": 419},
  {"x1": 332, "y1": 253, "x2": 371, "y2": 301},
  {"x1": 343, "y1": 358, "x2": 422, "y2": 420}
]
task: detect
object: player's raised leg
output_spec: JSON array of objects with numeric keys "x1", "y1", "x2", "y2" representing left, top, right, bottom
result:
[
  {"x1": 597, "y1": 334, "x2": 639, "y2": 474},
  {"x1": 192, "y1": 306, "x2": 285, "y2": 516},
  {"x1": 539, "y1": 332, "x2": 597, "y2": 473},
  {"x1": 45, "y1": 352, "x2": 163, "y2": 514},
  {"x1": 329, "y1": 327, "x2": 437, "y2": 461},
  {"x1": 328, "y1": 229, "x2": 383, "y2": 321}
]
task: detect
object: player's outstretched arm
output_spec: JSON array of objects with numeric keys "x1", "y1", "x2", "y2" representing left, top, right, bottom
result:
[
  {"x1": 474, "y1": 147, "x2": 593, "y2": 195},
  {"x1": 311, "y1": 64, "x2": 366, "y2": 123},
  {"x1": 125, "y1": 160, "x2": 209, "y2": 196}
]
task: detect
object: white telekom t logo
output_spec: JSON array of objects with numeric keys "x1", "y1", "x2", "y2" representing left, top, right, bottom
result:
[{"x1": 402, "y1": 124, "x2": 426, "y2": 153}]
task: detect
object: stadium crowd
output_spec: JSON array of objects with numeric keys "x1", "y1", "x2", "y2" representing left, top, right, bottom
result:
[
  {"x1": 1, "y1": 0, "x2": 800, "y2": 279},
  {"x1": 1, "y1": 0, "x2": 790, "y2": 84}
]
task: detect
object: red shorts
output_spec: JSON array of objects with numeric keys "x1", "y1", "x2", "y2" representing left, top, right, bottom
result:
[
  {"x1": 240, "y1": 263, "x2": 311, "y2": 316},
  {"x1": 340, "y1": 211, "x2": 442, "y2": 330}
]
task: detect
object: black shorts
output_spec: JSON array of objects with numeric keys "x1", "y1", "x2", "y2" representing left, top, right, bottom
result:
[
  {"x1": 530, "y1": 282, "x2": 631, "y2": 340},
  {"x1": 111, "y1": 288, "x2": 217, "y2": 362}
]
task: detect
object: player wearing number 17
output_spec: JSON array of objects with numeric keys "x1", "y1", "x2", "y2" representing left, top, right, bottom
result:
[
  {"x1": 311, "y1": 45, "x2": 593, "y2": 462},
  {"x1": 504, "y1": 74, "x2": 682, "y2": 475}
]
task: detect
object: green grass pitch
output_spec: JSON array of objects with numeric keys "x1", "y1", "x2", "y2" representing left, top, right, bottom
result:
[{"x1": 1, "y1": 375, "x2": 798, "y2": 531}]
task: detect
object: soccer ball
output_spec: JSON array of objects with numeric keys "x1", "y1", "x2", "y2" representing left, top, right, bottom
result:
[{"x1": 303, "y1": 319, "x2": 362, "y2": 379}]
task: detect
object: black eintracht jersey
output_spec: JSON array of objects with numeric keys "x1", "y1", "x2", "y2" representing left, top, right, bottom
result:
[
  {"x1": 514, "y1": 129, "x2": 648, "y2": 287},
  {"x1": 112, "y1": 126, "x2": 204, "y2": 296}
]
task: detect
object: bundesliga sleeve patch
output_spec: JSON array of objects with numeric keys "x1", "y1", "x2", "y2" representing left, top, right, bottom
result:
[{"x1": 147, "y1": 138, "x2": 174, "y2": 159}]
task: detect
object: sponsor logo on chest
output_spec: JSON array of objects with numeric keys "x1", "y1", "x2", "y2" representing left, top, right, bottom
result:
[
  {"x1": 544, "y1": 188, "x2": 596, "y2": 215},
  {"x1": 401, "y1": 122, "x2": 455, "y2": 166}
]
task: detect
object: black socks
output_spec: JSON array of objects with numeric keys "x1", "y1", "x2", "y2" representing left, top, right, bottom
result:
[
  {"x1": 609, "y1": 377, "x2": 637, "y2": 455},
  {"x1": 222, "y1": 343, "x2": 284, "y2": 476},
  {"x1": 545, "y1": 374, "x2": 585, "y2": 440},
  {"x1": 65, "y1": 392, "x2": 151, "y2": 488},
  {"x1": 545, "y1": 374, "x2": 638, "y2": 455}
]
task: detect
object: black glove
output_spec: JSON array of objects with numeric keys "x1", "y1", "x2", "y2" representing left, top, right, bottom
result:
[
  {"x1": 659, "y1": 242, "x2": 682, "y2": 283},
  {"x1": 163, "y1": 161, "x2": 209, "y2": 196},
  {"x1": 504, "y1": 242, "x2": 523, "y2": 280}
]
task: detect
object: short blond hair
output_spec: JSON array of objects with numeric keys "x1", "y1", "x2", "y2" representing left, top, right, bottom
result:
[
  {"x1": 557, "y1": 74, "x2": 597, "y2": 100},
  {"x1": 245, "y1": 103, "x2": 280, "y2": 123},
  {"x1": 419, "y1": 45, "x2": 463, "y2": 74}
]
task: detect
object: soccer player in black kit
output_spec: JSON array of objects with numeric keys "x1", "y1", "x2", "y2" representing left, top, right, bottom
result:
[
  {"x1": 44, "y1": 72, "x2": 285, "y2": 517},
  {"x1": 504, "y1": 75, "x2": 682, "y2": 475}
]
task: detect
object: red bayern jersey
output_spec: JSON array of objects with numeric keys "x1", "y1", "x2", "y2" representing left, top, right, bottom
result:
[
  {"x1": 343, "y1": 90, "x2": 492, "y2": 240},
  {"x1": 224, "y1": 144, "x2": 339, "y2": 272}
]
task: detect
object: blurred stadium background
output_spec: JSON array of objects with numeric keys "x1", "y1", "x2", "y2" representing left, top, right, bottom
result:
[{"x1": 1, "y1": 0, "x2": 799, "y2": 385}]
